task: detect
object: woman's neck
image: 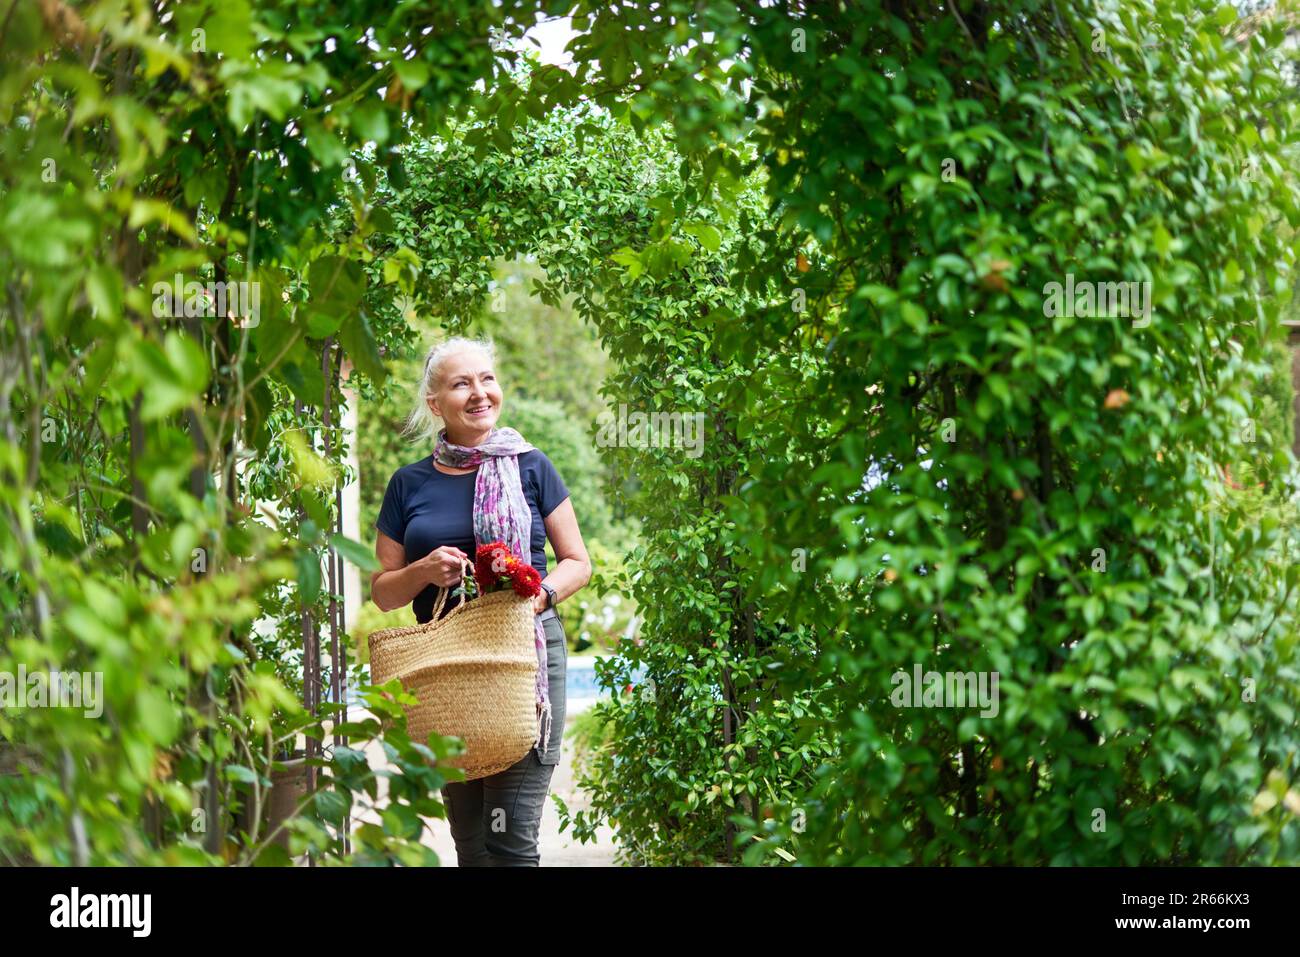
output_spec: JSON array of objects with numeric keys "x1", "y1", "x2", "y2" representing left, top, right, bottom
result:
[
  {"x1": 433, "y1": 459, "x2": 477, "y2": 475},
  {"x1": 445, "y1": 426, "x2": 492, "y2": 448}
]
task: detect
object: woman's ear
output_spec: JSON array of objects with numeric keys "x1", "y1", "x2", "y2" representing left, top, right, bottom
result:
[{"x1": 426, "y1": 393, "x2": 441, "y2": 420}]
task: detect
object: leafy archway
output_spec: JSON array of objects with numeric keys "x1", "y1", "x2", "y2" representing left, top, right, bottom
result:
[{"x1": 360, "y1": 102, "x2": 835, "y2": 864}]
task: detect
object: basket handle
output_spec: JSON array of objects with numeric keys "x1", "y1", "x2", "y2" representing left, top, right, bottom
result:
[{"x1": 429, "y1": 556, "x2": 474, "y2": 621}]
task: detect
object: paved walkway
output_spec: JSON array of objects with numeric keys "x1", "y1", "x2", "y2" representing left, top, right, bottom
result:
[{"x1": 353, "y1": 702, "x2": 621, "y2": 866}]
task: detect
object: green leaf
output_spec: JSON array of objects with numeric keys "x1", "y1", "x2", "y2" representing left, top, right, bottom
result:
[
  {"x1": 297, "y1": 549, "x2": 321, "y2": 605},
  {"x1": 1152, "y1": 223, "x2": 1172, "y2": 257},
  {"x1": 308, "y1": 256, "x2": 365, "y2": 320},
  {"x1": 137, "y1": 687, "x2": 179, "y2": 744},
  {"x1": 900, "y1": 301, "x2": 927, "y2": 331},
  {"x1": 228, "y1": 71, "x2": 301, "y2": 129},
  {"x1": 330, "y1": 534, "x2": 380, "y2": 572},
  {"x1": 337, "y1": 310, "x2": 387, "y2": 385},
  {"x1": 393, "y1": 58, "x2": 430, "y2": 91},
  {"x1": 204, "y1": 0, "x2": 255, "y2": 59},
  {"x1": 350, "y1": 101, "x2": 390, "y2": 145},
  {"x1": 136, "y1": 333, "x2": 209, "y2": 420},
  {"x1": 683, "y1": 222, "x2": 722, "y2": 253},
  {"x1": 225, "y1": 764, "x2": 261, "y2": 784},
  {"x1": 611, "y1": 246, "x2": 644, "y2": 280},
  {"x1": 314, "y1": 789, "x2": 350, "y2": 827}
]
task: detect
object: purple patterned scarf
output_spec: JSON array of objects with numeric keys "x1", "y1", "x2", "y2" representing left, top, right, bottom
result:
[{"x1": 433, "y1": 426, "x2": 552, "y2": 761}]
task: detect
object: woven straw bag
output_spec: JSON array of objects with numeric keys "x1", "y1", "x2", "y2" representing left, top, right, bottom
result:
[{"x1": 368, "y1": 559, "x2": 539, "y2": 780}]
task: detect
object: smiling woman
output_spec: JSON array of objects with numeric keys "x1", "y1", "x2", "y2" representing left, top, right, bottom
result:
[{"x1": 369, "y1": 334, "x2": 592, "y2": 866}]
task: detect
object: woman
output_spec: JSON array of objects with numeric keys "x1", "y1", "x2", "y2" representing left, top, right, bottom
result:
[{"x1": 370, "y1": 335, "x2": 592, "y2": 867}]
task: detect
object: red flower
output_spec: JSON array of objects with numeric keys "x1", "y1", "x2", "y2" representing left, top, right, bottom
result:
[
  {"x1": 474, "y1": 542, "x2": 508, "y2": 583},
  {"x1": 508, "y1": 562, "x2": 542, "y2": 597},
  {"x1": 477, "y1": 541, "x2": 509, "y2": 561},
  {"x1": 472, "y1": 542, "x2": 540, "y2": 597}
]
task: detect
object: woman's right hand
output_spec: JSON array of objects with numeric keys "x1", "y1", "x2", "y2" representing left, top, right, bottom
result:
[{"x1": 423, "y1": 545, "x2": 470, "y2": 588}]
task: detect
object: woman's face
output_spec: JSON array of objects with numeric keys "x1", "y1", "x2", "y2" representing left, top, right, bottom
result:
[{"x1": 428, "y1": 349, "x2": 503, "y2": 440}]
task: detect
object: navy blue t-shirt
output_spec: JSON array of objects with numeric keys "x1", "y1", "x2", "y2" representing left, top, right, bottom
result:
[{"x1": 375, "y1": 450, "x2": 571, "y2": 624}]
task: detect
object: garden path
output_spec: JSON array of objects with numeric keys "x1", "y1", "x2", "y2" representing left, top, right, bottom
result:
[{"x1": 353, "y1": 704, "x2": 621, "y2": 866}]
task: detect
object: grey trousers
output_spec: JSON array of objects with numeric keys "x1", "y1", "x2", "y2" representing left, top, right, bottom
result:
[{"x1": 440, "y1": 611, "x2": 567, "y2": 867}]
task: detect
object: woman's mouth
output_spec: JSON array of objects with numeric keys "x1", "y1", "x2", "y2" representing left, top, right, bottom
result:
[{"x1": 467, "y1": 403, "x2": 493, "y2": 417}]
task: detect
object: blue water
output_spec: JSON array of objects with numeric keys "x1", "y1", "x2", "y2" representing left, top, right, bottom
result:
[
  {"x1": 565, "y1": 655, "x2": 647, "y2": 699},
  {"x1": 346, "y1": 654, "x2": 646, "y2": 706}
]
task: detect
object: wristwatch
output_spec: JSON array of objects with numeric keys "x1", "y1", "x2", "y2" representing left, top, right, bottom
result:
[{"x1": 540, "y1": 582, "x2": 557, "y2": 610}]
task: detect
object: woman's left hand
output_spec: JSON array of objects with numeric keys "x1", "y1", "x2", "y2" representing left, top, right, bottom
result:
[{"x1": 531, "y1": 591, "x2": 549, "y2": 615}]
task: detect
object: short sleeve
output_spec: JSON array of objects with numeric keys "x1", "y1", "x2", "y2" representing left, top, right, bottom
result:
[
  {"x1": 375, "y1": 470, "x2": 407, "y2": 542},
  {"x1": 535, "y1": 452, "x2": 570, "y2": 519}
]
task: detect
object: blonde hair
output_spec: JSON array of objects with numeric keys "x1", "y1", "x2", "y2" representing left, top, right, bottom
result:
[{"x1": 403, "y1": 335, "x2": 498, "y2": 442}]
